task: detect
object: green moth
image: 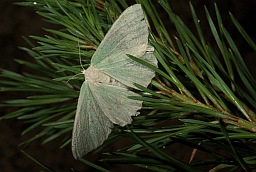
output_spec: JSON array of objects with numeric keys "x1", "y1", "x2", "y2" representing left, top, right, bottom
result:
[{"x1": 72, "y1": 4, "x2": 157, "y2": 159}]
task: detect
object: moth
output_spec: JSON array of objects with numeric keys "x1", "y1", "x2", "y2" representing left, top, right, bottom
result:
[{"x1": 72, "y1": 4, "x2": 157, "y2": 159}]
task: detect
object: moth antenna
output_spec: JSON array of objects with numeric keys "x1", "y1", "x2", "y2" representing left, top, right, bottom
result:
[
  {"x1": 65, "y1": 41, "x2": 85, "y2": 83},
  {"x1": 66, "y1": 73, "x2": 83, "y2": 83},
  {"x1": 78, "y1": 41, "x2": 85, "y2": 71}
]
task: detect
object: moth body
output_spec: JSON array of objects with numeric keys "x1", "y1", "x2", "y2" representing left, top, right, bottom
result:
[{"x1": 83, "y1": 66, "x2": 126, "y2": 87}]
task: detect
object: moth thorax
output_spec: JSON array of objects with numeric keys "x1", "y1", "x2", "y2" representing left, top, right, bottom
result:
[{"x1": 83, "y1": 66, "x2": 125, "y2": 87}]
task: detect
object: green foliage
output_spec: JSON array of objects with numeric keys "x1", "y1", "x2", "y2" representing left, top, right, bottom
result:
[{"x1": 1, "y1": 0, "x2": 256, "y2": 171}]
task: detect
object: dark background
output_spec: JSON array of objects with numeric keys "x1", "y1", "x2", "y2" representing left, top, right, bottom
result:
[{"x1": 1, "y1": 0, "x2": 256, "y2": 171}]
